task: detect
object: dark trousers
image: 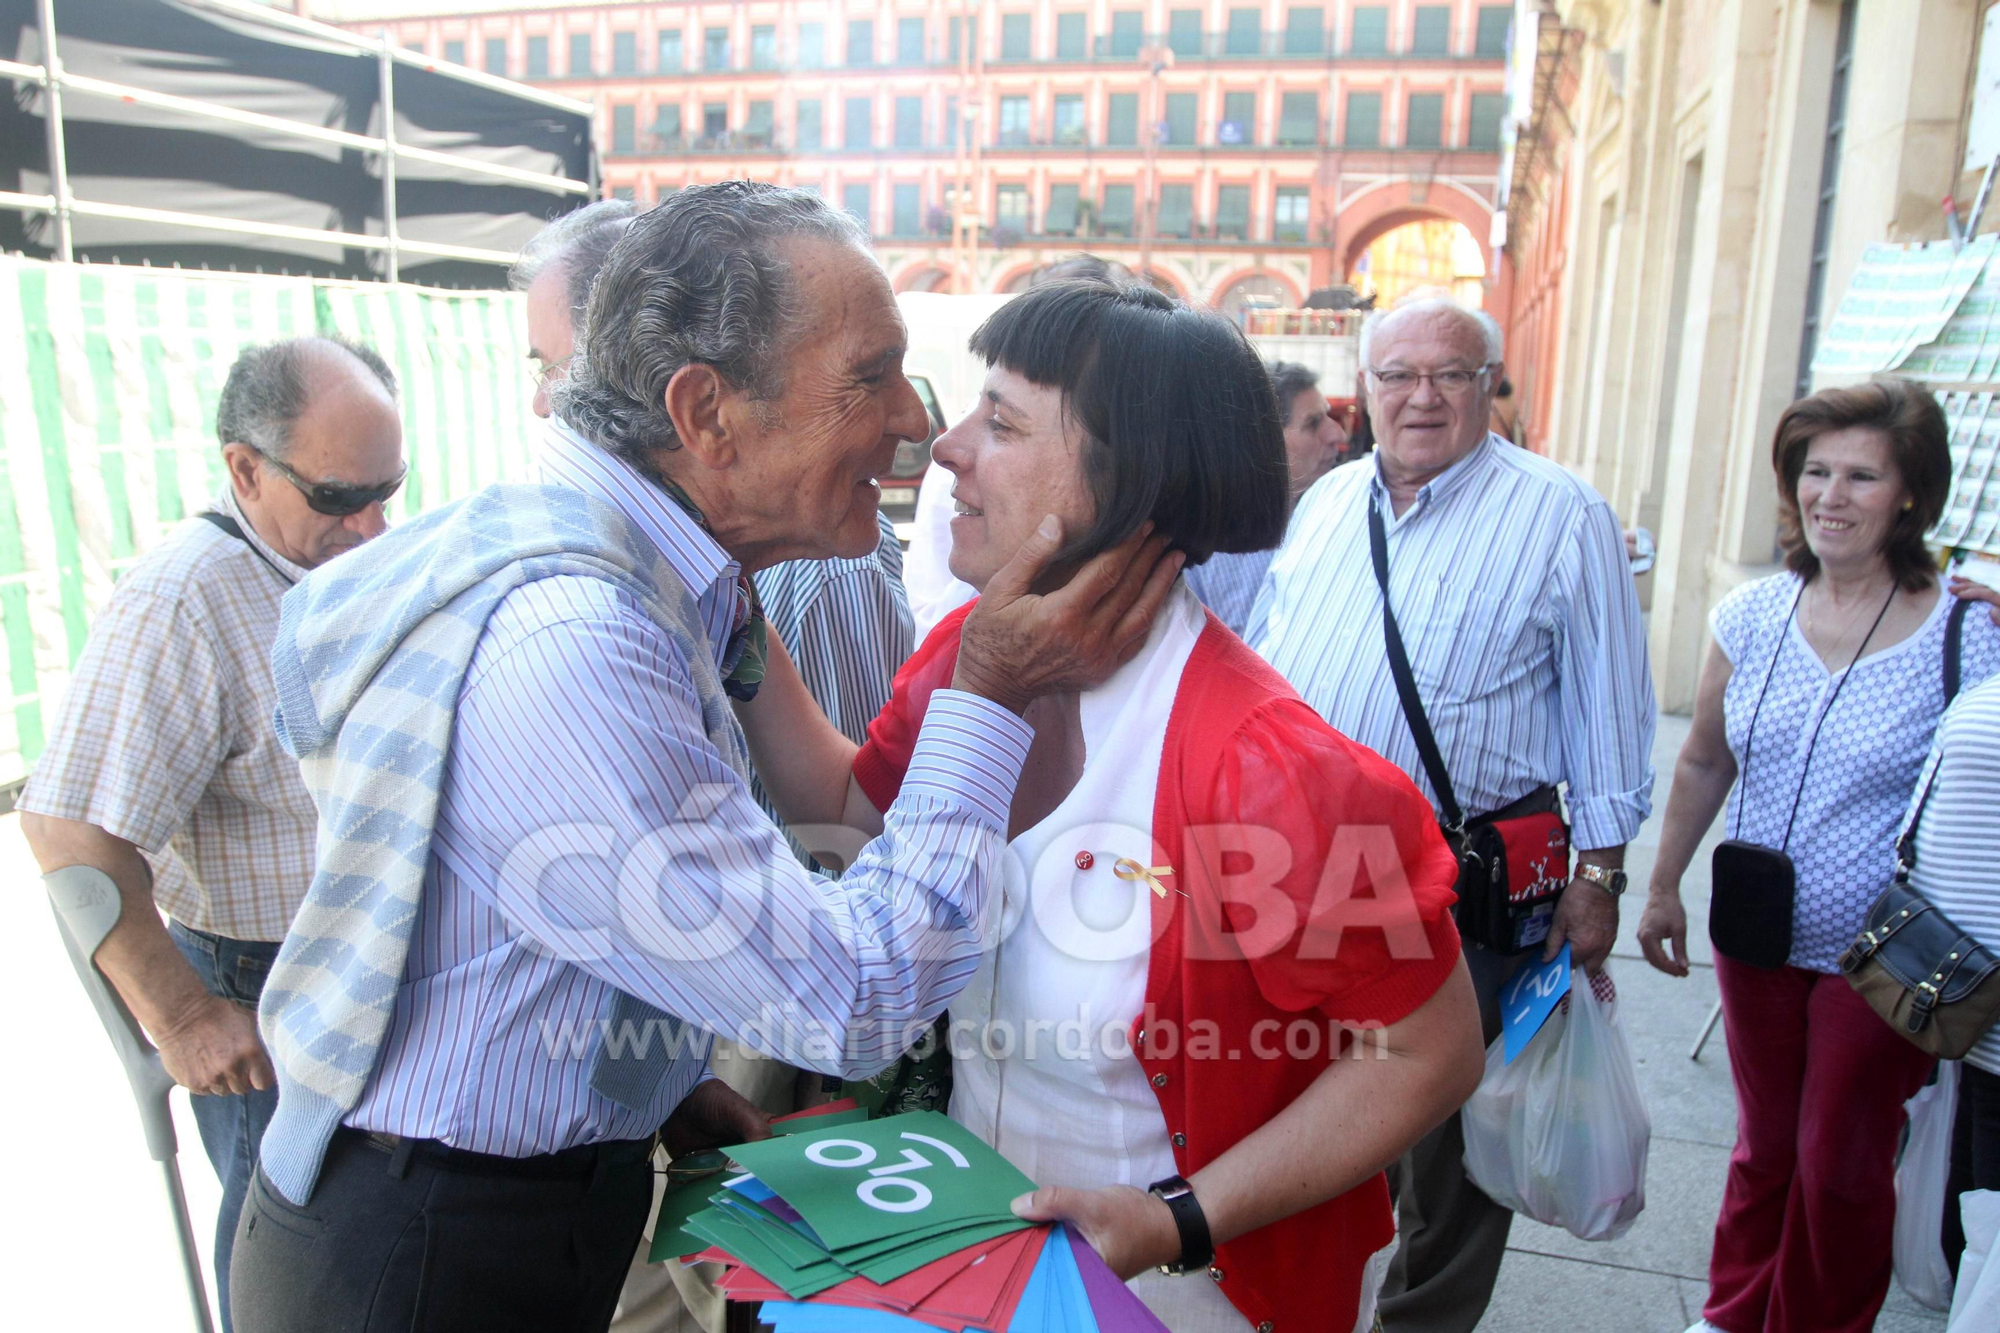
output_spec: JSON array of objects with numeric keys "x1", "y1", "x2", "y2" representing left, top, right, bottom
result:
[
  {"x1": 1378, "y1": 942, "x2": 1522, "y2": 1333},
  {"x1": 168, "y1": 920, "x2": 280, "y2": 1333},
  {"x1": 1945, "y1": 1062, "x2": 2000, "y2": 1277},
  {"x1": 231, "y1": 1127, "x2": 654, "y2": 1333}
]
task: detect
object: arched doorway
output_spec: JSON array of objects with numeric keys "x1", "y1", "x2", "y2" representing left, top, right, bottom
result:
[
  {"x1": 895, "y1": 265, "x2": 954, "y2": 293},
  {"x1": 1349, "y1": 219, "x2": 1485, "y2": 310}
]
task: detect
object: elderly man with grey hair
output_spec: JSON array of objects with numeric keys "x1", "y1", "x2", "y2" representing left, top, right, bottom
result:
[
  {"x1": 1249, "y1": 297, "x2": 1656, "y2": 1333},
  {"x1": 229, "y1": 181, "x2": 1178, "y2": 1333},
  {"x1": 21, "y1": 336, "x2": 404, "y2": 1332}
]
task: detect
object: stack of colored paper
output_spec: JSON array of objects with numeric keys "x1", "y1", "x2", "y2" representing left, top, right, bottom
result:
[{"x1": 658, "y1": 1109, "x2": 1170, "y2": 1332}]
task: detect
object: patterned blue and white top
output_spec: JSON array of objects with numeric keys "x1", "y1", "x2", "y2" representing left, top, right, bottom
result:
[{"x1": 1711, "y1": 572, "x2": 2000, "y2": 973}]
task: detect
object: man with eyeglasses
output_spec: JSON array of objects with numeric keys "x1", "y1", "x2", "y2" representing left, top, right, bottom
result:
[
  {"x1": 1248, "y1": 299, "x2": 1655, "y2": 1333},
  {"x1": 20, "y1": 335, "x2": 404, "y2": 1331}
]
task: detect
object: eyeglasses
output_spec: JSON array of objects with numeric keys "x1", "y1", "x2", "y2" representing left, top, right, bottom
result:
[
  {"x1": 528, "y1": 356, "x2": 573, "y2": 393},
  {"x1": 251, "y1": 446, "x2": 405, "y2": 517},
  {"x1": 1366, "y1": 364, "x2": 1497, "y2": 395}
]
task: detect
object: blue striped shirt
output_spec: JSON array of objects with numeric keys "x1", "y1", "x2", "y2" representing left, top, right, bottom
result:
[
  {"x1": 346, "y1": 424, "x2": 1033, "y2": 1156},
  {"x1": 1249, "y1": 434, "x2": 1655, "y2": 850},
  {"x1": 755, "y1": 513, "x2": 914, "y2": 747},
  {"x1": 1185, "y1": 548, "x2": 1276, "y2": 637}
]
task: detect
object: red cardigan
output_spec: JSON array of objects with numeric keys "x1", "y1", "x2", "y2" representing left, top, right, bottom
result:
[{"x1": 854, "y1": 603, "x2": 1463, "y2": 1332}]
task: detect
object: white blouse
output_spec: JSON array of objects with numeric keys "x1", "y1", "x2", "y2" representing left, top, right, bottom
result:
[{"x1": 947, "y1": 584, "x2": 1257, "y2": 1332}]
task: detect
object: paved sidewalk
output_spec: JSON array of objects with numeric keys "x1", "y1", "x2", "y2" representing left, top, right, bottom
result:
[{"x1": 1478, "y1": 715, "x2": 1948, "y2": 1332}]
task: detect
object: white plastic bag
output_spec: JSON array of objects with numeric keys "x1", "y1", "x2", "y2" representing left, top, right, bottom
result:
[
  {"x1": 1460, "y1": 975, "x2": 1650, "y2": 1241},
  {"x1": 1949, "y1": 1189, "x2": 2000, "y2": 1329},
  {"x1": 1896, "y1": 1061, "x2": 1960, "y2": 1312}
]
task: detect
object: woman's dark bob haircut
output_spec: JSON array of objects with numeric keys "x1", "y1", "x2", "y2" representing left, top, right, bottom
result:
[
  {"x1": 967, "y1": 278, "x2": 1288, "y2": 568},
  {"x1": 1770, "y1": 377, "x2": 1949, "y2": 592}
]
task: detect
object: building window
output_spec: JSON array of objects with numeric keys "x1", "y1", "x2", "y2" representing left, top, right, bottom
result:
[
  {"x1": 844, "y1": 97, "x2": 872, "y2": 149},
  {"x1": 1157, "y1": 184, "x2": 1193, "y2": 237},
  {"x1": 1057, "y1": 13, "x2": 1086, "y2": 59},
  {"x1": 1168, "y1": 10, "x2": 1202, "y2": 57},
  {"x1": 898, "y1": 17, "x2": 925, "y2": 64},
  {"x1": 1225, "y1": 9, "x2": 1261, "y2": 55},
  {"x1": 1045, "y1": 183, "x2": 1080, "y2": 234},
  {"x1": 1411, "y1": 7, "x2": 1450, "y2": 56},
  {"x1": 949, "y1": 16, "x2": 978, "y2": 62},
  {"x1": 895, "y1": 96, "x2": 923, "y2": 147},
  {"x1": 1107, "y1": 92, "x2": 1139, "y2": 146},
  {"x1": 1277, "y1": 91, "x2": 1318, "y2": 146},
  {"x1": 747, "y1": 100, "x2": 773, "y2": 145},
  {"x1": 444, "y1": 39, "x2": 465, "y2": 65},
  {"x1": 998, "y1": 96, "x2": 1031, "y2": 146},
  {"x1": 1274, "y1": 186, "x2": 1309, "y2": 241},
  {"x1": 1284, "y1": 8, "x2": 1323, "y2": 56},
  {"x1": 848, "y1": 19, "x2": 874, "y2": 65},
  {"x1": 1054, "y1": 94, "x2": 1086, "y2": 144},
  {"x1": 1345, "y1": 91, "x2": 1382, "y2": 146},
  {"x1": 798, "y1": 23, "x2": 824, "y2": 68},
  {"x1": 1350, "y1": 7, "x2": 1388, "y2": 56},
  {"x1": 796, "y1": 99, "x2": 822, "y2": 151},
  {"x1": 1110, "y1": 11, "x2": 1143, "y2": 58},
  {"x1": 1216, "y1": 184, "x2": 1250, "y2": 238},
  {"x1": 751, "y1": 25, "x2": 776, "y2": 70},
  {"x1": 1468, "y1": 93, "x2": 1504, "y2": 150},
  {"x1": 612, "y1": 31, "x2": 636, "y2": 74},
  {"x1": 1002, "y1": 14, "x2": 1031, "y2": 61},
  {"x1": 483, "y1": 37, "x2": 505, "y2": 73},
  {"x1": 996, "y1": 183, "x2": 1030, "y2": 231},
  {"x1": 1475, "y1": 7, "x2": 1512, "y2": 58},
  {"x1": 945, "y1": 95, "x2": 959, "y2": 147},
  {"x1": 893, "y1": 183, "x2": 921, "y2": 235},
  {"x1": 612, "y1": 185, "x2": 635, "y2": 201},
  {"x1": 1406, "y1": 93, "x2": 1443, "y2": 148},
  {"x1": 525, "y1": 36, "x2": 549, "y2": 78},
  {"x1": 702, "y1": 103, "x2": 726, "y2": 139},
  {"x1": 658, "y1": 30, "x2": 682, "y2": 72},
  {"x1": 1164, "y1": 93, "x2": 1197, "y2": 146},
  {"x1": 1101, "y1": 183, "x2": 1135, "y2": 236},
  {"x1": 843, "y1": 183, "x2": 871, "y2": 230},
  {"x1": 1220, "y1": 91, "x2": 1254, "y2": 144},
  {"x1": 612, "y1": 104, "x2": 635, "y2": 152},
  {"x1": 704, "y1": 28, "x2": 729, "y2": 70},
  {"x1": 569, "y1": 33, "x2": 591, "y2": 76},
  {"x1": 652, "y1": 103, "x2": 682, "y2": 149}
]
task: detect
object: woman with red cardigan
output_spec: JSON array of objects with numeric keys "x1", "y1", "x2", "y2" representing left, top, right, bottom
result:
[{"x1": 739, "y1": 278, "x2": 1481, "y2": 1333}]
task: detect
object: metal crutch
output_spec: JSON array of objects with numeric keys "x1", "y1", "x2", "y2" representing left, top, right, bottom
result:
[
  {"x1": 46, "y1": 864, "x2": 217, "y2": 1333},
  {"x1": 1689, "y1": 998, "x2": 1724, "y2": 1061}
]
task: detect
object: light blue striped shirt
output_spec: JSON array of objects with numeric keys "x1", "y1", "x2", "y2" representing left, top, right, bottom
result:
[
  {"x1": 346, "y1": 424, "x2": 1033, "y2": 1156},
  {"x1": 755, "y1": 514, "x2": 914, "y2": 746},
  {"x1": 1249, "y1": 434, "x2": 1655, "y2": 850},
  {"x1": 1185, "y1": 548, "x2": 1276, "y2": 637}
]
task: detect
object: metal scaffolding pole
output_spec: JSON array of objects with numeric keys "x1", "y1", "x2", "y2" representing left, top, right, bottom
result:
[
  {"x1": 378, "y1": 38, "x2": 399, "y2": 283},
  {"x1": 36, "y1": 0, "x2": 72, "y2": 261}
]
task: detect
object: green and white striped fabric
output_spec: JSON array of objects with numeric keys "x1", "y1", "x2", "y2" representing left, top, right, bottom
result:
[{"x1": 0, "y1": 256, "x2": 532, "y2": 788}]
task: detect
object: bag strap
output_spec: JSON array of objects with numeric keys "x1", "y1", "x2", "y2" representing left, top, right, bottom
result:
[
  {"x1": 1945, "y1": 596, "x2": 1970, "y2": 705},
  {"x1": 1900, "y1": 598, "x2": 1974, "y2": 874},
  {"x1": 198, "y1": 510, "x2": 295, "y2": 586},
  {"x1": 1367, "y1": 498, "x2": 1465, "y2": 833}
]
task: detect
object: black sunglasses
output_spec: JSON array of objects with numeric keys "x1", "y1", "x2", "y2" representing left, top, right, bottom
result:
[{"x1": 251, "y1": 446, "x2": 406, "y2": 517}]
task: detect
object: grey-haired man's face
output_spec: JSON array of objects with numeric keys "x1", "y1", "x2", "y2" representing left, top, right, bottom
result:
[{"x1": 525, "y1": 264, "x2": 574, "y2": 419}]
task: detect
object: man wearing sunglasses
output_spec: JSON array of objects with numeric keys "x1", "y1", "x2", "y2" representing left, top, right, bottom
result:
[{"x1": 20, "y1": 336, "x2": 403, "y2": 1331}]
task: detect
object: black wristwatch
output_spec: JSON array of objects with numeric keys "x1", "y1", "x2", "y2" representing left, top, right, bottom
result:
[{"x1": 1148, "y1": 1174, "x2": 1215, "y2": 1275}]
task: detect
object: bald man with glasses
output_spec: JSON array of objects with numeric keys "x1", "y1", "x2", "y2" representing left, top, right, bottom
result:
[{"x1": 21, "y1": 335, "x2": 405, "y2": 1332}]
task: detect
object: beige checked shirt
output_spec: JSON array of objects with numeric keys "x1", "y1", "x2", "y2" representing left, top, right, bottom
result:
[{"x1": 21, "y1": 489, "x2": 320, "y2": 941}]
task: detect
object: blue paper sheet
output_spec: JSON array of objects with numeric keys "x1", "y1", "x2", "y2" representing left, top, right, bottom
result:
[{"x1": 1500, "y1": 941, "x2": 1572, "y2": 1064}]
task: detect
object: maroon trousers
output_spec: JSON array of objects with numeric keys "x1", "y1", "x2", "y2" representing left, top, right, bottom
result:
[{"x1": 1704, "y1": 955, "x2": 1934, "y2": 1333}]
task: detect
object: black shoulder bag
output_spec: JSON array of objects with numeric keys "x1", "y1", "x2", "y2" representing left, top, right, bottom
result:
[
  {"x1": 198, "y1": 510, "x2": 296, "y2": 586},
  {"x1": 1368, "y1": 500, "x2": 1570, "y2": 955},
  {"x1": 1709, "y1": 580, "x2": 1896, "y2": 969}
]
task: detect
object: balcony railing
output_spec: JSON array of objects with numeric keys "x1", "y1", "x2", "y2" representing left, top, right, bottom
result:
[{"x1": 607, "y1": 131, "x2": 1499, "y2": 158}]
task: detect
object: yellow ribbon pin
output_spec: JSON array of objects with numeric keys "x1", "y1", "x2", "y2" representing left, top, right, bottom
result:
[{"x1": 1113, "y1": 857, "x2": 1176, "y2": 898}]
